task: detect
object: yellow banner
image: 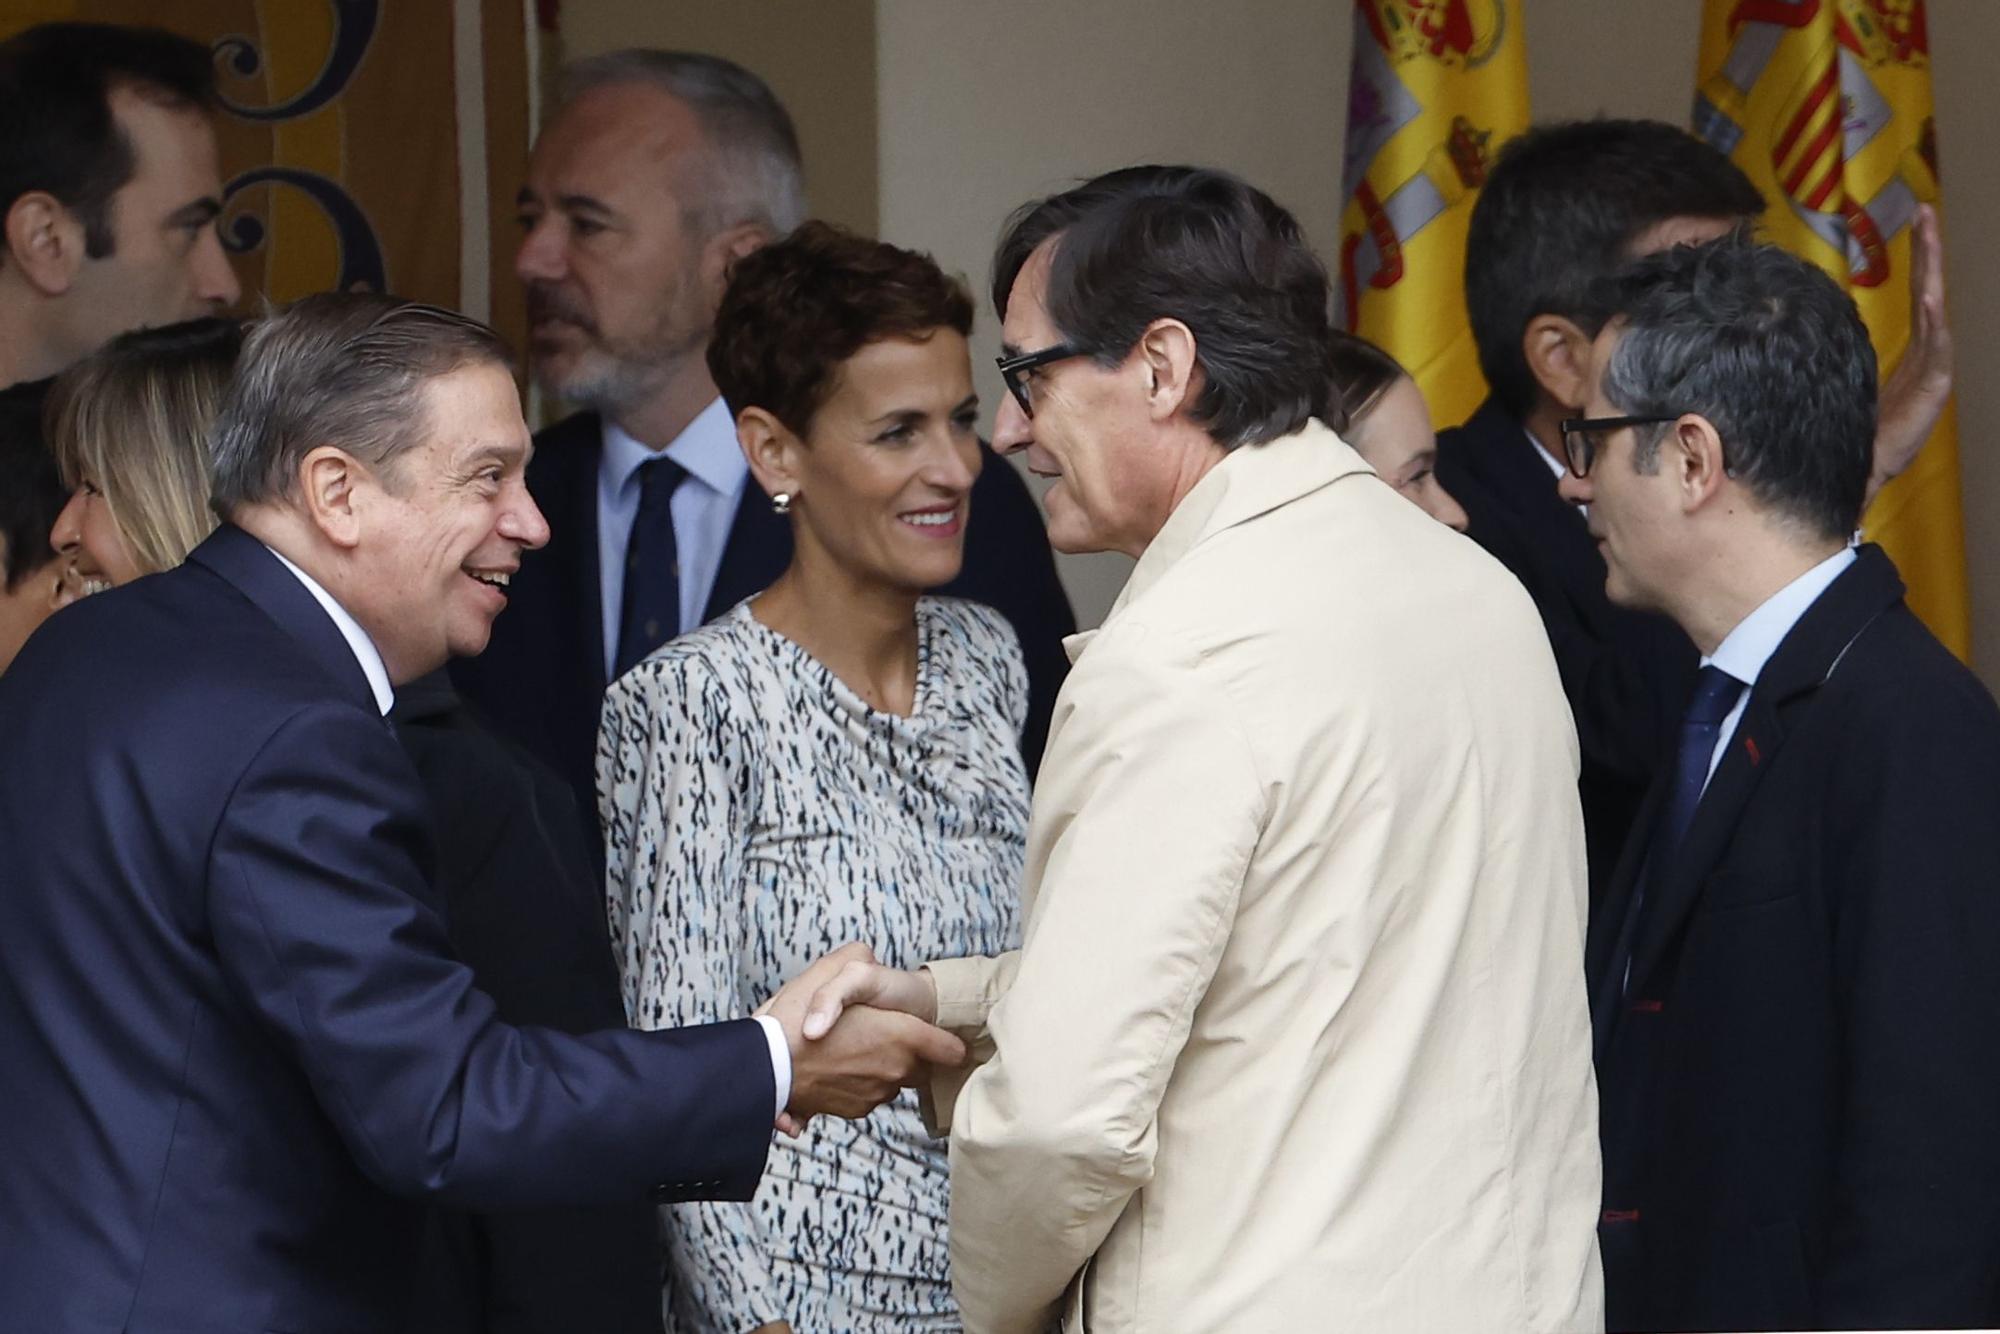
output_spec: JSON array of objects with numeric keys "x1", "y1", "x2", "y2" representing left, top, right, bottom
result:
[
  {"x1": 1695, "y1": 0, "x2": 1968, "y2": 658},
  {"x1": 1337, "y1": 0, "x2": 1529, "y2": 431}
]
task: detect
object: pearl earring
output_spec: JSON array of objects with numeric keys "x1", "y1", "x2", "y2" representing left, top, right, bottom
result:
[{"x1": 771, "y1": 491, "x2": 794, "y2": 515}]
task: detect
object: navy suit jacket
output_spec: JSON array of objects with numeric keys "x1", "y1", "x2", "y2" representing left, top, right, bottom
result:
[
  {"x1": 1586, "y1": 546, "x2": 2000, "y2": 1332},
  {"x1": 0, "y1": 525, "x2": 772, "y2": 1334},
  {"x1": 450, "y1": 410, "x2": 1076, "y2": 826},
  {"x1": 1436, "y1": 398, "x2": 1698, "y2": 908}
]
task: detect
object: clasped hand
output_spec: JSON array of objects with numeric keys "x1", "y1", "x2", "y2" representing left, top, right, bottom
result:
[{"x1": 756, "y1": 942, "x2": 952, "y2": 1135}]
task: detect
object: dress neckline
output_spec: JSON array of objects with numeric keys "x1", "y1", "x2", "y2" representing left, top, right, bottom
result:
[{"x1": 735, "y1": 597, "x2": 937, "y2": 724}]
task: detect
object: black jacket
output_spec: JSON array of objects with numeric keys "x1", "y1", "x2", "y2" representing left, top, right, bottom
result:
[
  {"x1": 1436, "y1": 398, "x2": 1698, "y2": 908},
  {"x1": 451, "y1": 410, "x2": 1077, "y2": 829},
  {"x1": 392, "y1": 672, "x2": 664, "y2": 1334},
  {"x1": 1586, "y1": 546, "x2": 2000, "y2": 1331}
]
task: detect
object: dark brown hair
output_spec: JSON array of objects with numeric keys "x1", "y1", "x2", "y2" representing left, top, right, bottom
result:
[
  {"x1": 1325, "y1": 330, "x2": 1406, "y2": 437},
  {"x1": 707, "y1": 220, "x2": 973, "y2": 437}
]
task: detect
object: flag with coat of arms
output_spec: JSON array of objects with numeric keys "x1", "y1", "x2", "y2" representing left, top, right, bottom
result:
[
  {"x1": 1337, "y1": 0, "x2": 1529, "y2": 432},
  {"x1": 1693, "y1": 0, "x2": 1967, "y2": 658}
]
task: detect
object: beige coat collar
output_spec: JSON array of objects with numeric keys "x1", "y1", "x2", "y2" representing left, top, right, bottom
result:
[{"x1": 1061, "y1": 418, "x2": 1372, "y2": 664}]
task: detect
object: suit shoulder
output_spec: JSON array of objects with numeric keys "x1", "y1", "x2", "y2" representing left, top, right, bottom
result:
[{"x1": 1830, "y1": 605, "x2": 2000, "y2": 739}]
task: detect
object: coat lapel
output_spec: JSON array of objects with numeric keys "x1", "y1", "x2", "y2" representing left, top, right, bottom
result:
[
  {"x1": 1618, "y1": 546, "x2": 1907, "y2": 1001},
  {"x1": 704, "y1": 482, "x2": 791, "y2": 622},
  {"x1": 529, "y1": 412, "x2": 610, "y2": 689},
  {"x1": 187, "y1": 523, "x2": 379, "y2": 715}
]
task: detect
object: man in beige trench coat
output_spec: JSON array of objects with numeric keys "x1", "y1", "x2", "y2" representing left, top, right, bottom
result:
[{"x1": 795, "y1": 165, "x2": 1605, "y2": 1334}]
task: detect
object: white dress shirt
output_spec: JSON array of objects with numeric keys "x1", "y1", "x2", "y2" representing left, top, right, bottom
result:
[
  {"x1": 596, "y1": 398, "x2": 750, "y2": 672},
  {"x1": 265, "y1": 540, "x2": 792, "y2": 1115},
  {"x1": 1698, "y1": 546, "x2": 1857, "y2": 789}
]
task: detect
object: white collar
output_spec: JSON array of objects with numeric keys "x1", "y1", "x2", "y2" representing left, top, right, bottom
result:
[
  {"x1": 600, "y1": 396, "x2": 746, "y2": 497},
  {"x1": 1705, "y1": 546, "x2": 1857, "y2": 689},
  {"x1": 263, "y1": 544, "x2": 395, "y2": 716},
  {"x1": 1525, "y1": 426, "x2": 1568, "y2": 481}
]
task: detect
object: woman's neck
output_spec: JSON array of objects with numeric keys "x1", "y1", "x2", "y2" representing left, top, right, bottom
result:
[{"x1": 752, "y1": 550, "x2": 924, "y2": 716}]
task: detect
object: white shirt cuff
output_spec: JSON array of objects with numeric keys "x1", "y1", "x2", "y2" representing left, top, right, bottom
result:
[{"x1": 753, "y1": 1014, "x2": 791, "y2": 1118}]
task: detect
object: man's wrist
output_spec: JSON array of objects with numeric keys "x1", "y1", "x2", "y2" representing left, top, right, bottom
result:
[{"x1": 752, "y1": 1013, "x2": 791, "y2": 1117}]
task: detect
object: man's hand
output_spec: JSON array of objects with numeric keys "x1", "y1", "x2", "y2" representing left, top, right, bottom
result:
[
  {"x1": 1871, "y1": 202, "x2": 1953, "y2": 504},
  {"x1": 758, "y1": 944, "x2": 961, "y2": 1133},
  {"x1": 802, "y1": 959, "x2": 938, "y2": 1038}
]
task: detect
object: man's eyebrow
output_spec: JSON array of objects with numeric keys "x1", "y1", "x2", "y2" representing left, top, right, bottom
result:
[
  {"x1": 167, "y1": 197, "x2": 222, "y2": 228},
  {"x1": 555, "y1": 192, "x2": 614, "y2": 218}
]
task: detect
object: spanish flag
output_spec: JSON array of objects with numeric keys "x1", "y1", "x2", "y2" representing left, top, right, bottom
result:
[
  {"x1": 1337, "y1": 0, "x2": 1529, "y2": 430},
  {"x1": 1694, "y1": 0, "x2": 1968, "y2": 658}
]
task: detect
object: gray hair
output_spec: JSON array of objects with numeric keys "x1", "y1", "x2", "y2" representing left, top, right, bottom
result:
[
  {"x1": 208, "y1": 293, "x2": 511, "y2": 516},
  {"x1": 1593, "y1": 238, "x2": 1874, "y2": 541},
  {"x1": 560, "y1": 49, "x2": 805, "y2": 237}
]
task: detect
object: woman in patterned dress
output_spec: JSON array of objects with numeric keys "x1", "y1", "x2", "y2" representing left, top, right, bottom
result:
[{"x1": 597, "y1": 222, "x2": 1031, "y2": 1334}]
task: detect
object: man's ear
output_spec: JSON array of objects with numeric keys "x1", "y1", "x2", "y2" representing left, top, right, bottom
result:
[
  {"x1": 1665, "y1": 414, "x2": 1731, "y2": 513},
  {"x1": 1136, "y1": 317, "x2": 1199, "y2": 423},
  {"x1": 298, "y1": 446, "x2": 366, "y2": 549},
  {"x1": 736, "y1": 406, "x2": 804, "y2": 506},
  {"x1": 699, "y1": 223, "x2": 773, "y2": 316},
  {"x1": 4, "y1": 193, "x2": 87, "y2": 297},
  {"x1": 1523, "y1": 314, "x2": 1594, "y2": 412}
]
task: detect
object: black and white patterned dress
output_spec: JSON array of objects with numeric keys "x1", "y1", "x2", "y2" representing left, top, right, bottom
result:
[{"x1": 599, "y1": 596, "x2": 1030, "y2": 1334}]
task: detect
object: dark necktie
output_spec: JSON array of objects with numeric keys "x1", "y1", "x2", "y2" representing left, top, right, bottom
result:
[
  {"x1": 1661, "y1": 664, "x2": 1746, "y2": 858},
  {"x1": 1614, "y1": 664, "x2": 1745, "y2": 1000},
  {"x1": 613, "y1": 456, "x2": 687, "y2": 678}
]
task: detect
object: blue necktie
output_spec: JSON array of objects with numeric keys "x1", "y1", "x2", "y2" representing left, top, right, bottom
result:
[
  {"x1": 614, "y1": 456, "x2": 687, "y2": 678},
  {"x1": 1661, "y1": 664, "x2": 1746, "y2": 857},
  {"x1": 1617, "y1": 664, "x2": 1744, "y2": 999}
]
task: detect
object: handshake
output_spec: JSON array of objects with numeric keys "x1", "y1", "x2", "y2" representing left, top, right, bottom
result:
[{"x1": 756, "y1": 943, "x2": 955, "y2": 1134}]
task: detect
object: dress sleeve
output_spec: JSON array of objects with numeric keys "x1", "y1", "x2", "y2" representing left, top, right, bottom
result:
[{"x1": 597, "y1": 650, "x2": 790, "y2": 1332}]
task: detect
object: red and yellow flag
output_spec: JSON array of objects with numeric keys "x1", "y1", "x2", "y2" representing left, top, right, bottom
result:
[
  {"x1": 1694, "y1": 0, "x2": 1968, "y2": 657},
  {"x1": 1337, "y1": 0, "x2": 1528, "y2": 430}
]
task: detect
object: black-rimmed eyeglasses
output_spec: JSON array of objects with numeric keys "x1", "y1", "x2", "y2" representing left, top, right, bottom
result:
[
  {"x1": 996, "y1": 342, "x2": 1084, "y2": 417},
  {"x1": 1558, "y1": 415, "x2": 1682, "y2": 478}
]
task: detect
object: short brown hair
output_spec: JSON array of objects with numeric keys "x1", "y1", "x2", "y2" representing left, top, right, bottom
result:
[
  {"x1": 208, "y1": 293, "x2": 510, "y2": 515},
  {"x1": 707, "y1": 221, "x2": 973, "y2": 438}
]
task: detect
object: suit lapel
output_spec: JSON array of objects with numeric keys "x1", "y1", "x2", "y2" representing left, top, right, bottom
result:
[
  {"x1": 1618, "y1": 546, "x2": 1907, "y2": 1001},
  {"x1": 703, "y1": 482, "x2": 792, "y2": 622},
  {"x1": 187, "y1": 524, "x2": 379, "y2": 715},
  {"x1": 529, "y1": 412, "x2": 610, "y2": 689}
]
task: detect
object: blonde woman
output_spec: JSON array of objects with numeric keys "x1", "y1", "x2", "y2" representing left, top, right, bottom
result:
[{"x1": 48, "y1": 317, "x2": 243, "y2": 588}]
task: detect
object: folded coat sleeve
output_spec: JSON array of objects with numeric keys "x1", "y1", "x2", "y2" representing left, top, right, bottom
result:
[
  {"x1": 205, "y1": 700, "x2": 774, "y2": 1211},
  {"x1": 944, "y1": 624, "x2": 1267, "y2": 1334}
]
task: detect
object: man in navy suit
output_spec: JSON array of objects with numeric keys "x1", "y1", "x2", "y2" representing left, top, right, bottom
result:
[
  {"x1": 1436, "y1": 118, "x2": 1953, "y2": 911},
  {"x1": 1567, "y1": 240, "x2": 2000, "y2": 1331},
  {"x1": 453, "y1": 50, "x2": 1075, "y2": 823},
  {"x1": 0, "y1": 293, "x2": 962, "y2": 1334}
]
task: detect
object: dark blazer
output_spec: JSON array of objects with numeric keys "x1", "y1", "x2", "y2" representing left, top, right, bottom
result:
[
  {"x1": 1436, "y1": 398, "x2": 1698, "y2": 907},
  {"x1": 450, "y1": 410, "x2": 1077, "y2": 825},
  {"x1": 0, "y1": 525, "x2": 772, "y2": 1334},
  {"x1": 1586, "y1": 546, "x2": 2000, "y2": 1332},
  {"x1": 391, "y1": 672, "x2": 663, "y2": 1334}
]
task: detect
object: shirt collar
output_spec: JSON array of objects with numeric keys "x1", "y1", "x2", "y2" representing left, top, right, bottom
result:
[
  {"x1": 600, "y1": 396, "x2": 747, "y2": 497},
  {"x1": 1705, "y1": 546, "x2": 1857, "y2": 689},
  {"x1": 262, "y1": 543, "x2": 396, "y2": 715},
  {"x1": 1525, "y1": 426, "x2": 1567, "y2": 481}
]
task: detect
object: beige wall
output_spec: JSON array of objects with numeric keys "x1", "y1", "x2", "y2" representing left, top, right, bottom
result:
[{"x1": 555, "y1": 0, "x2": 878, "y2": 235}]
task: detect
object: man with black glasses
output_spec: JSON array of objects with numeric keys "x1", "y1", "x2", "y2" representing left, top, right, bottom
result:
[{"x1": 1568, "y1": 238, "x2": 2000, "y2": 1333}]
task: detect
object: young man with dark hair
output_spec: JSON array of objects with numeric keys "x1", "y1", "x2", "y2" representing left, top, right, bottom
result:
[
  {"x1": 1569, "y1": 238, "x2": 2000, "y2": 1332},
  {"x1": 0, "y1": 21, "x2": 241, "y2": 389},
  {"x1": 0, "y1": 378, "x2": 73, "y2": 673},
  {"x1": 1438, "y1": 117, "x2": 1952, "y2": 908}
]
